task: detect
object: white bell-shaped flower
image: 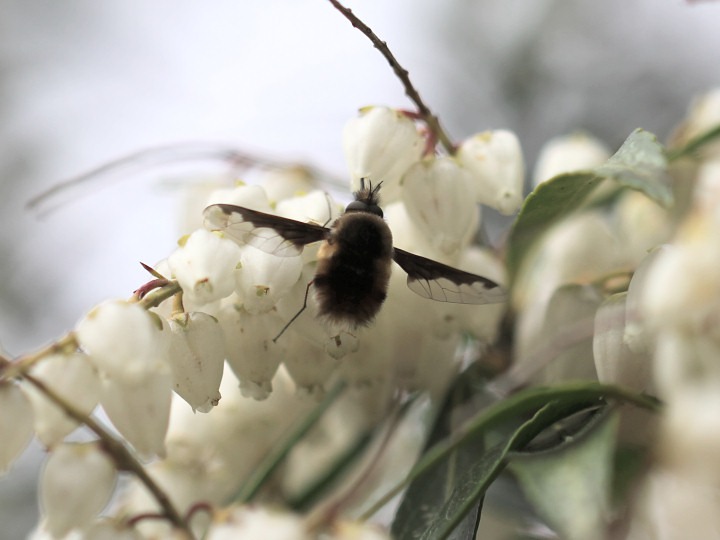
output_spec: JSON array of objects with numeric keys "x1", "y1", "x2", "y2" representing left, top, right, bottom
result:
[
  {"x1": 206, "y1": 506, "x2": 308, "y2": 540},
  {"x1": 39, "y1": 442, "x2": 116, "y2": 538},
  {"x1": 82, "y1": 520, "x2": 145, "y2": 539},
  {"x1": 0, "y1": 382, "x2": 34, "y2": 473},
  {"x1": 332, "y1": 521, "x2": 393, "y2": 540},
  {"x1": 457, "y1": 129, "x2": 525, "y2": 215},
  {"x1": 24, "y1": 353, "x2": 100, "y2": 446},
  {"x1": 76, "y1": 300, "x2": 170, "y2": 384},
  {"x1": 100, "y1": 370, "x2": 172, "y2": 459},
  {"x1": 261, "y1": 168, "x2": 317, "y2": 205},
  {"x1": 401, "y1": 156, "x2": 479, "y2": 256},
  {"x1": 235, "y1": 245, "x2": 304, "y2": 314},
  {"x1": 168, "y1": 229, "x2": 243, "y2": 307},
  {"x1": 167, "y1": 312, "x2": 225, "y2": 413},
  {"x1": 205, "y1": 183, "x2": 273, "y2": 212},
  {"x1": 275, "y1": 189, "x2": 340, "y2": 226},
  {"x1": 532, "y1": 132, "x2": 610, "y2": 187},
  {"x1": 218, "y1": 304, "x2": 284, "y2": 400},
  {"x1": 672, "y1": 87, "x2": 720, "y2": 158},
  {"x1": 592, "y1": 293, "x2": 651, "y2": 392},
  {"x1": 343, "y1": 106, "x2": 425, "y2": 203},
  {"x1": 281, "y1": 333, "x2": 340, "y2": 396}
]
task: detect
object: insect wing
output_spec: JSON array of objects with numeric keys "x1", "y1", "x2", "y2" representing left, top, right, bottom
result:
[
  {"x1": 203, "y1": 203, "x2": 329, "y2": 257},
  {"x1": 392, "y1": 247, "x2": 506, "y2": 304}
]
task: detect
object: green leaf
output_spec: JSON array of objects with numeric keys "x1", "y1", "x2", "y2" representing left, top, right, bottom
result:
[
  {"x1": 509, "y1": 411, "x2": 619, "y2": 540},
  {"x1": 413, "y1": 400, "x2": 605, "y2": 540},
  {"x1": 506, "y1": 129, "x2": 670, "y2": 283},
  {"x1": 593, "y1": 129, "x2": 670, "y2": 207},
  {"x1": 386, "y1": 382, "x2": 660, "y2": 540},
  {"x1": 390, "y1": 364, "x2": 497, "y2": 540}
]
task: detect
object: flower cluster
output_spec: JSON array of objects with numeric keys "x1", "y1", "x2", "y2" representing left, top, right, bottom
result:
[
  {"x1": 498, "y1": 89, "x2": 720, "y2": 538},
  {"x1": 622, "y1": 90, "x2": 720, "y2": 539},
  {"x1": 1, "y1": 106, "x2": 521, "y2": 539},
  {"x1": 2, "y1": 10, "x2": 718, "y2": 528}
]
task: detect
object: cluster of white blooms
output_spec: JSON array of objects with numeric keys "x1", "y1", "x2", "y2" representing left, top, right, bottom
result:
[
  {"x1": 623, "y1": 90, "x2": 720, "y2": 539},
  {"x1": 510, "y1": 131, "x2": 670, "y2": 390},
  {"x1": 488, "y1": 87, "x2": 720, "y2": 537},
  {"x1": 0, "y1": 105, "x2": 522, "y2": 538}
]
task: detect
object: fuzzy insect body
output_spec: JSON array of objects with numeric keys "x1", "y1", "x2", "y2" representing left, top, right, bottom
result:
[{"x1": 203, "y1": 180, "x2": 506, "y2": 339}]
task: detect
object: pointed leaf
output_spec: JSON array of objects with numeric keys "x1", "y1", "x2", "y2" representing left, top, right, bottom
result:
[
  {"x1": 509, "y1": 411, "x2": 619, "y2": 540},
  {"x1": 507, "y1": 129, "x2": 670, "y2": 283},
  {"x1": 389, "y1": 382, "x2": 659, "y2": 540},
  {"x1": 390, "y1": 364, "x2": 494, "y2": 540}
]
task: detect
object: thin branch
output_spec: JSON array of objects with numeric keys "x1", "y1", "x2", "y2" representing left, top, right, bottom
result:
[
  {"x1": 304, "y1": 394, "x2": 411, "y2": 532},
  {"x1": 0, "y1": 333, "x2": 79, "y2": 381},
  {"x1": 328, "y1": 0, "x2": 456, "y2": 154},
  {"x1": 22, "y1": 373, "x2": 191, "y2": 536},
  {"x1": 26, "y1": 142, "x2": 343, "y2": 217},
  {"x1": 232, "y1": 379, "x2": 348, "y2": 503}
]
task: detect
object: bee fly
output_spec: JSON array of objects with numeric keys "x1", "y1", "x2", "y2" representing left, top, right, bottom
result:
[{"x1": 203, "y1": 180, "x2": 506, "y2": 342}]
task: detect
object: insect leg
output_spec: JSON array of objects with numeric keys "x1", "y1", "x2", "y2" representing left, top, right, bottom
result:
[
  {"x1": 272, "y1": 280, "x2": 314, "y2": 343},
  {"x1": 322, "y1": 192, "x2": 334, "y2": 227}
]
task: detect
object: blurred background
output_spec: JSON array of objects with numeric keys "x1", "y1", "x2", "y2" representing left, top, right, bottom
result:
[{"x1": 1, "y1": 0, "x2": 719, "y2": 536}]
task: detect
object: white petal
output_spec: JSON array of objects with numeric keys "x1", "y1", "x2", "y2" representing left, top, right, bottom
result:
[
  {"x1": 593, "y1": 293, "x2": 651, "y2": 392},
  {"x1": 235, "y1": 246, "x2": 304, "y2": 314},
  {"x1": 343, "y1": 107, "x2": 425, "y2": 203},
  {"x1": 101, "y1": 372, "x2": 172, "y2": 459},
  {"x1": 261, "y1": 168, "x2": 316, "y2": 204},
  {"x1": 40, "y1": 442, "x2": 116, "y2": 538},
  {"x1": 457, "y1": 130, "x2": 525, "y2": 215},
  {"x1": 206, "y1": 506, "x2": 308, "y2": 540},
  {"x1": 0, "y1": 382, "x2": 34, "y2": 473},
  {"x1": 24, "y1": 353, "x2": 100, "y2": 446},
  {"x1": 532, "y1": 132, "x2": 610, "y2": 187},
  {"x1": 401, "y1": 156, "x2": 479, "y2": 256},
  {"x1": 218, "y1": 305, "x2": 284, "y2": 400},
  {"x1": 275, "y1": 189, "x2": 341, "y2": 226},
  {"x1": 76, "y1": 301, "x2": 170, "y2": 383},
  {"x1": 168, "y1": 312, "x2": 225, "y2": 412},
  {"x1": 205, "y1": 183, "x2": 273, "y2": 212},
  {"x1": 168, "y1": 229, "x2": 243, "y2": 307}
]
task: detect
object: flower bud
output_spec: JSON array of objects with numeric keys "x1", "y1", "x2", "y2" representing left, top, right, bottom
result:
[
  {"x1": 39, "y1": 442, "x2": 116, "y2": 538},
  {"x1": 641, "y1": 231, "x2": 720, "y2": 334},
  {"x1": 168, "y1": 229, "x2": 243, "y2": 307},
  {"x1": 218, "y1": 305, "x2": 284, "y2": 400},
  {"x1": 167, "y1": 312, "x2": 225, "y2": 412},
  {"x1": 333, "y1": 521, "x2": 393, "y2": 540},
  {"x1": 343, "y1": 107, "x2": 425, "y2": 203},
  {"x1": 205, "y1": 183, "x2": 273, "y2": 212},
  {"x1": 24, "y1": 353, "x2": 100, "y2": 446},
  {"x1": 457, "y1": 130, "x2": 525, "y2": 215},
  {"x1": 101, "y1": 371, "x2": 172, "y2": 459},
  {"x1": 532, "y1": 132, "x2": 610, "y2": 187},
  {"x1": 83, "y1": 519, "x2": 145, "y2": 539},
  {"x1": 281, "y1": 334, "x2": 339, "y2": 395},
  {"x1": 0, "y1": 382, "x2": 34, "y2": 473},
  {"x1": 671, "y1": 88, "x2": 720, "y2": 158},
  {"x1": 402, "y1": 156, "x2": 479, "y2": 256},
  {"x1": 206, "y1": 506, "x2": 308, "y2": 540},
  {"x1": 235, "y1": 245, "x2": 304, "y2": 314},
  {"x1": 261, "y1": 167, "x2": 316, "y2": 204},
  {"x1": 275, "y1": 190, "x2": 340, "y2": 225},
  {"x1": 76, "y1": 300, "x2": 169, "y2": 384},
  {"x1": 593, "y1": 293, "x2": 651, "y2": 392}
]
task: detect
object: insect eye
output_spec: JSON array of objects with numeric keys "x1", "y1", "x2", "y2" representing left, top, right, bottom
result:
[{"x1": 346, "y1": 201, "x2": 368, "y2": 212}]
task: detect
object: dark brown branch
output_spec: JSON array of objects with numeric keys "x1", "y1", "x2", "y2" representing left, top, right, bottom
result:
[
  {"x1": 22, "y1": 373, "x2": 191, "y2": 535},
  {"x1": 328, "y1": 0, "x2": 456, "y2": 154}
]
